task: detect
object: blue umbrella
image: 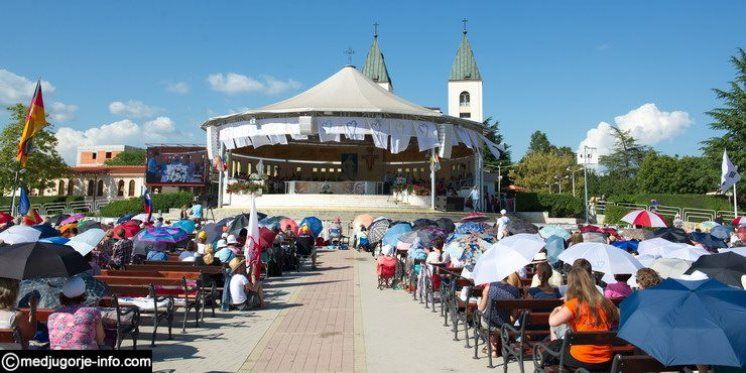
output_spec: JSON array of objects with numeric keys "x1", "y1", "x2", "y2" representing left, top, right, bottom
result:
[
  {"x1": 619, "y1": 278, "x2": 746, "y2": 367},
  {"x1": 299, "y1": 217, "x2": 323, "y2": 237},
  {"x1": 539, "y1": 225, "x2": 571, "y2": 240},
  {"x1": 689, "y1": 232, "x2": 728, "y2": 250},
  {"x1": 711, "y1": 225, "x2": 734, "y2": 241},
  {"x1": 611, "y1": 240, "x2": 639, "y2": 252},
  {"x1": 40, "y1": 236, "x2": 70, "y2": 245},
  {"x1": 456, "y1": 221, "x2": 485, "y2": 235},
  {"x1": 116, "y1": 213, "x2": 136, "y2": 224},
  {"x1": 544, "y1": 235, "x2": 565, "y2": 265},
  {"x1": 172, "y1": 219, "x2": 196, "y2": 234},
  {"x1": 32, "y1": 224, "x2": 59, "y2": 239},
  {"x1": 382, "y1": 223, "x2": 413, "y2": 247}
]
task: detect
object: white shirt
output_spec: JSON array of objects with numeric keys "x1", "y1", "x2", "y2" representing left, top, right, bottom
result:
[
  {"x1": 230, "y1": 274, "x2": 249, "y2": 305},
  {"x1": 197, "y1": 243, "x2": 206, "y2": 255},
  {"x1": 497, "y1": 216, "x2": 510, "y2": 230}
]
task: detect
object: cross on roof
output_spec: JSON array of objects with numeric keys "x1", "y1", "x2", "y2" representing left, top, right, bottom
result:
[
  {"x1": 373, "y1": 22, "x2": 379, "y2": 37},
  {"x1": 462, "y1": 18, "x2": 468, "y2": 34},
  {"x1": 344, "y1": 47, "x2": 355, "y2": 65}
]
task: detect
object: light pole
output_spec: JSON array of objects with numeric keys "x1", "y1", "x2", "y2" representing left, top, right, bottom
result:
[
  {"x1": 567, "y1": 166, "x2": 582, "y2": 197},
  {"x1": 581, "y1": 146, "x2": 597, "y2": 224}
]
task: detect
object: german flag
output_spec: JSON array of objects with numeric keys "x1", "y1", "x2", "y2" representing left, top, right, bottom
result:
[{"x1": 17, "y1": 81, "x2": 47, "y2": 167}]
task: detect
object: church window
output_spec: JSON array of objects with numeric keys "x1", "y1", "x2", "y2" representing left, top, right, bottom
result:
[{"x1": 459, "y1": 91, "x2": 470, "y2": 107}]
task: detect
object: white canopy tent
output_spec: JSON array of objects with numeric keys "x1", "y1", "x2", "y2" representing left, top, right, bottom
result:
[{"x1": 201, "y1": 66, "x2": 505, "y2": 210}]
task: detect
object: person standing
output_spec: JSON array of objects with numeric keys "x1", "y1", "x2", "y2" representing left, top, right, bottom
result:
[
  {"x1": 469, "y1": 185, "x2": 480, "y2": 211},
  {"x1": 496, "y1": 209, "x2": 510, "y2": 240},
  {"x1": 190, "y1": 197, "x2": 203, "y2": 223}
]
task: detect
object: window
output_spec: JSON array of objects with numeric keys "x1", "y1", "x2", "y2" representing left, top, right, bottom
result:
[
  {"x1": 117, "y1": 180, "x2": 125, "y2": 196},
  {"x1": 128, "y1": 180, "x2": 136, "y2": 196},
  {"x1": 459, "y1": 113, "x2": 471, "y2": 118},
  {"x1": 91, "y1": 152, "x2": 97, "y2": 160},
  {"x1": 97, "y1": 180, "x2": 104, "y2": 196},
  {"x1": 87, "y1": 180, "x2": 95, "y2": 196},
  {"x1": 459, "y1": 91, "x2": 470, "y2": 107},
  {"x1": 67, "y1": 180, "x2": 74, "y2": 196},
  {"x1": 105, "y1": 152, "x2": 112, "y2": 159},
  {"x1": 58, "y1": 180, "x2": 65, "y2": 196}
]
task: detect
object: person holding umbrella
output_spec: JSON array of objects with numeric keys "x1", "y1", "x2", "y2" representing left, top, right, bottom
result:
[
  {"x1": 542, "y1": 268, "x2": 619, "y2": 371},
  {"x1": 0, "y1": 278, "x2": 37, "y2": 349}
]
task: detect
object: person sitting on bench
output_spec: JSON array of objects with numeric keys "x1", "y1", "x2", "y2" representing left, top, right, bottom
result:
[
  {"x1": 228, "y1": 258, "x2": 262, "y2": 310},
  {"x1": 296, "y1": 226, "x2": 317, "y2": 270}
]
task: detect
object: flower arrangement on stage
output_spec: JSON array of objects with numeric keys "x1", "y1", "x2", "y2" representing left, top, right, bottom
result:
[
  {"x1": 227, "y1": 172, "x2": 267, "y2": 195},
  {"x1": 392, "y1": 183, "x2": 430, "y2": 196}
]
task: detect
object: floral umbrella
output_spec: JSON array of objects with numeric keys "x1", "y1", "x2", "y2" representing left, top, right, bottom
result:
[
  {"x1": 133, "y1": 227, "x2": 189, "y2": 254},
  {"x1": 444, "y1": 233, "x2": 491, "y2": 266},
  {"x1": 456, "y1": 221, "x2": 486, "y2": 235}
]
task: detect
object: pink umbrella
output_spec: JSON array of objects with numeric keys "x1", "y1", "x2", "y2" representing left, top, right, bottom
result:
[
  {"x1": 59, "y1": 213, "x2": 85, "y2": 226},
  {"x1": 621, "y1": 210, "x2": 668, "y2": 228},
  {"x1": 352, "y1": 214, "x2": 374, "y2": 232},
  {"x1": 732, "y1": 217, "x2": 745, "y2": 226},
  {"x1": 280, "y1": 218, "x2": 298, "y2": 234}
]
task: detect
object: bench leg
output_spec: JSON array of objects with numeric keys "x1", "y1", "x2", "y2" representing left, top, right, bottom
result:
[
  {"x1": 132, "y1": 328, "x2": 138, "y2": 350},
  {"x1": 464, "y1": 318, "x2": 471, "y2": 348},
  {"x1": 167, "y1": 312, "x2": 173, "y2": 339},
  {"x1": 151, "y1": 320, "x2": 158, "y2": 347}
]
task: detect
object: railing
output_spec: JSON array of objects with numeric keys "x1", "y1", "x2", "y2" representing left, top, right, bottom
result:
[
  {"x1": 597, "y1": 200, "x2": 732, "y2": 224},
  {"x1": 1, "y1": 199, "x2": 110, "y2": 215}
]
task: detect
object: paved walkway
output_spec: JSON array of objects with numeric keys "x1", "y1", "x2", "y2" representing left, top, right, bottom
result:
[{"x1": 136, "y1": 249, "x2": 527, "y2": 372}]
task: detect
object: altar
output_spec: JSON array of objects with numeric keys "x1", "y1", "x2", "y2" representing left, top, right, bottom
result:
[{"x1": 285, "y1": 180, "x2": 381, "y2": 195}]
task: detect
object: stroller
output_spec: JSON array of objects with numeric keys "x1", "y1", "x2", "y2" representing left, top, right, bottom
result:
[{"x1": 376, "y1": 255, "x2": 398, "y2": 290}]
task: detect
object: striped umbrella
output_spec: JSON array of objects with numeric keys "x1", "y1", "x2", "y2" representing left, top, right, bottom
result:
[
  {"x1": 621, "y1": 210, "x2": 668, "y2": 228},
  {"x1": 367, "y1": 219, "x2": 391, "y2": 245}
]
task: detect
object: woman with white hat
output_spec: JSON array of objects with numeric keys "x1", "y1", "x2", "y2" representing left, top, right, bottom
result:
[{"x1": 47, "y1": 276, "x2": 105, "y2": 350}]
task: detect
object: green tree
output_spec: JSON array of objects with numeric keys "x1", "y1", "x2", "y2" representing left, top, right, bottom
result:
[
  {"x1": 509, "y1": 149, "x2": 577, "y2": 193},
  {"x1": 599, "y1": 125, "x2": 653, "y2": 178},
  {"x1": 481, "y1": 117, "x2": 513, "y2": 188},
  {"x1": 104, "y1": 149, "x2": 146, "y2": 166},
  {"x1": 527, "y1": 130, "x2": 553, "y2": 154},
  {"x1": 702, "y1": 48, "x2": 746, "y2": 200},
  {"x1": 636, "y1": 153, "x2": 719, "y2": 194},
  {"x1": 0, "y1": 104, "x2": 68, "y2": 194}
]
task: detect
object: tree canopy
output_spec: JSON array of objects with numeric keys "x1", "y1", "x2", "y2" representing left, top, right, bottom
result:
[
  {"x1": 104, "y1": 149, "x2": 146, "y2": 166},
  {"x1": 509, "y1": 149, "x2": 578, "y2": 194},
  {"x1": 0, "y1": 104, "x2": 68, "y2": 194},
  {"x1": 527, "y1": 131, "x2": 553, "y2": 154},
  {"x1": 599, "y1": 125, "x2": 653, "y2": 178}
]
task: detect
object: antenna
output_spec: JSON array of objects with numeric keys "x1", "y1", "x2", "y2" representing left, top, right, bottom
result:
[{"x1": 344, "y1": 47, "x2": 355, "y2": 65}]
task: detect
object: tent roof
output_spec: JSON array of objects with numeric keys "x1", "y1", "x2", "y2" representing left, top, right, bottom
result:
[{"x1": 202, "y1": 66, "x2": 484, "y2": 131}]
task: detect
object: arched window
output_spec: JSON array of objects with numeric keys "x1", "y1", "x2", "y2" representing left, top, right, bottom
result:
[
  {"x1": 117, "y1": 180, "x2": 125, "y2": 197},
  {"x1": 58, "y1": 180, "x2": 65, "y2": 196},
  {"x1": 459, "y1": 91, "x2": 470, "y2": 107},
  {"x1": 97, "y1": 180, "x2": 104, "y2": 196},
  {"x1": 67, "y1": 180, "x2": 74, "y2": 196},
  {"x1": 128, "y1": 180, "x2": 136, "y2": 196}
]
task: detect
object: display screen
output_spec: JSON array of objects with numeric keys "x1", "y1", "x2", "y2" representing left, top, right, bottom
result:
[{"x1": 146, "y1": 146, "x2": 207, "y2": 185}]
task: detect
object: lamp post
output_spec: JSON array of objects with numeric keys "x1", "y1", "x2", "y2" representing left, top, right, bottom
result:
[
  {"x1": 567, "y1": 166, "x2": 582, "y2": 198},
  {"x1": 580, "y1": 146, "x2": 597, "y2": 224}
]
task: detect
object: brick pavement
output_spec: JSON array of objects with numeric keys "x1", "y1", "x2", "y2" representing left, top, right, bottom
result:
[{"x1": 239, "y1": 249, "x2": 359, "y2": 372}]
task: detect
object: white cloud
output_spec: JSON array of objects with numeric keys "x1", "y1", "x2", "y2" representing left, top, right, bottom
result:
[
  {"x1": 49, "y1": 101, "x2": 78, "y2": 122},
  {"x1": 0, "y1": 69, "x2": 55, "y2": 105},
  {"x1": 165, "y1": 81, "x2": 190, "y2": 94},
  {"x1": 108, "y1": 100, "x2": 162, "y2": 118},
  {"x1": 207, "y1": 73, "x2": 301, "y2": 95},
  {"x1": 54, "y1": 116, "x2": 185, "y2": 165},
  {"x1": 578, "y1": 103, "x2": 693, "y2": 156}
]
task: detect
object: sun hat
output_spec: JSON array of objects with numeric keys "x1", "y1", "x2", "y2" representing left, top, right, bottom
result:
[
  {"x1": 221, "y1": 232, "x2": 229, "y2": 238},
  {"x1": 226, "y1": 235, "x2": 238, "y2": 245},
  {"x1": 216, "y1": 239, "x2": 227, "y2": 249},
  {"x1": 216, "y1": 247, "x2": 236, "y2": 263},
  {"x1": 500, "y1": 209, "x2": 507, "y2": 215},
  {"x1": 198, "y1": 231, "x2": 207, "y2": 240},
  {"x1": 228, "y1": 257, "x2": 245, "y2": 272},
  {"x1": 530, "y1": 252, "x2": 548, "y2": 264},
  {"x1": 62, "y1": 276, "x2": 86, "y2": 298}
]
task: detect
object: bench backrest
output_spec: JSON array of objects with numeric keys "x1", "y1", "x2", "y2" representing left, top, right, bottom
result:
[
  {"x1": 609, "y1": 354, "x2": 679, "y2": 373},
  {"x1": 567, "y1": 331, "x2": 629, "y2": 346},
  {"x1": 96, "y1": 276, "x2": 186, "y2": 287},
  {"x1": 125, "y1": 264, "x2": 223, "y2": 274},
  {"x1": 101, "y1": 270, "x2": 202, "y2": 279},
  {"x1": 104, "y1": 284, "x2": 152, "y2": 297},
  {"x1": 493, "y1": 298, "x2": 564, "y2": 312}
]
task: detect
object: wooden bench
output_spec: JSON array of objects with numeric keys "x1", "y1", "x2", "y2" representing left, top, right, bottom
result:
[
  {"x1": 533, "y1": 331, "x2": 633, "y2": 372},
  {"x1": 99, "y1": 283, "x2": 171, "y2": 347},
  {"x1": 495, "y1": 299, "x2": 565, "y2": 371},
  {"x1": 103, "y1": 269, "x2": 219, "y2": 320},
  {"x1": 606, "y1": 354, "x2": 684, "y2": 373},
  {"x1": 0, "y1": 328, "x2": 22, "y2": 348},
  {"x1": 97, "y1": 295, "x2": 140, "y2": 349},
  {"x1": 449, "y1": 278, "x2": 482, "y2": 348},
  {"x1": 97, "y1": 276, "x2": 202, "y2": 340}
]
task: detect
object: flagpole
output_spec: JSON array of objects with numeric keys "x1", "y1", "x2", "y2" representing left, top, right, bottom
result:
[
  {"x1": 9, "y1": 167, "x2": 20, "y2": 216},
  {"x1": 734, "y1": 183, "x2": 738, "y2": 216}
]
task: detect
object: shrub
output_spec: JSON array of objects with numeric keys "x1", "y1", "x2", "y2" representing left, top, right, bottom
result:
[
  {"x1": 515, "y1": 192, "x2": 584, "y2": 218},
  {"x1": 602, "y1": 204, "x2": 628, "y2": 225},
  {"x1": 607, "y1": 194, "x2": 731, "y2": 211},
  {"x1": 99, "y1": 192, "x2": 193, "y2": 217}
]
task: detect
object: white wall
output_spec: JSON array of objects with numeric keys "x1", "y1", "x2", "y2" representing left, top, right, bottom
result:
[{"x1": 447, "y1": 80, "x2": 483, "y2": 123}]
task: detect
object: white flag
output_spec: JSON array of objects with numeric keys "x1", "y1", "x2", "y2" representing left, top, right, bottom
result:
[{"x1": 721, "y1": 150, "x2": 741, "y2": 193}]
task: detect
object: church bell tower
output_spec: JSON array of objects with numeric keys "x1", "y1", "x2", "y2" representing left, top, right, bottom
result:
[{"x1": 448, "y1": 22, "x2": 483, "y2": 122}]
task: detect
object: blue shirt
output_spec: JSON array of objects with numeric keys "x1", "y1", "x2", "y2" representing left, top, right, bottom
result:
[{"x1": 191, "y1": 204, "x2": 203, "y2": 218}]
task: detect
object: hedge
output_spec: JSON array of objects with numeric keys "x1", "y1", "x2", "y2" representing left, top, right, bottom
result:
[
  {"x1": 0, "y1": 196, "x2": 84, "y2": 206},
  {"x1": 515, "y1": 192, "x2": 584, "y2": 218},
  {"x1": 607, "y1": 194, "x2": 731, "y2": 211},
  {"x1": 99, "y1": 192, "x2": 194, "y2": 217},
  {"x1": 602, "y1": 204, "x2": 628, "y2": 225}
]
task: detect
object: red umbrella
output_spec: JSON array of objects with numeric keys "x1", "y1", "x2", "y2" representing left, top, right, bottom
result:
[
  {"x1": 0, "y1": 212, "x2": 13, "y2": 225},
  {"x1": 733, "y1": 217, "x2": 745, "y2": 226},
  {"x1": 280, "y1": 218, "x2": 298, "y2": 234},
  {"x1": 113, "y1": 220, "x2": 141, "y2": 239},
  {"x1": 580, "y1": 225, "x2": 603, "y2": 233},
  {"x1": 602, "y1": 227, "x2": 622, "y2": 240},
  {"x1": 461, "y1": 212, "x2": 489, "y2": 223},
  {"x1": 258, "y1": 227, "x2": 277, "y2": 249},
  {"x1": 621, "y1": 210, "x2": 668, "y2": 228}
]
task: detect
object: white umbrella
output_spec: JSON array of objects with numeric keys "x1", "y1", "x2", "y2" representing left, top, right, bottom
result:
[
  {"x1": 649, "y1": 258, "x2": 692, "y2": 279},
  {"x1": 721, "y1": 247, "x2": 746, "y2": 257},
  {"x1": 472, "y1": 233, "x2": 545, "y2": 285},
  {"x1": 131, "y1": 213, "x2": 154, "y2": 222},
  {"x1": 558, "y1": 242, "x2": 643, "y2": 275},
  {"x1": 635, "y1": 254, "x2": 658, "y2": 268},
  {"x1": 66, "y1": 228, "x2": 106, "y2": 256},
  {"x1": 0, "y1": 225, "x2": 42, "y2": 244},
  {"x1": 637, "y1": 238, "x2": 676, "y2": 257},
  {"x1": 639, "y1": 238, "x2": 709, "y2": 261}
]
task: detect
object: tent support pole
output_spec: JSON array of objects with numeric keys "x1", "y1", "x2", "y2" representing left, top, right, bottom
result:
[{"x1": 430, "y1": 149, "x2": 436, "y2": 211}]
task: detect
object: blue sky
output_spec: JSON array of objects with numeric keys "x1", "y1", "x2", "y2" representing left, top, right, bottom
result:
[{"x1": 0, "y1": 1, "x2": 744, "y2": 164}]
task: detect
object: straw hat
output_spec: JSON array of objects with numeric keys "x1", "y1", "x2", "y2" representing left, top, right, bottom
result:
[
  {"x1": 228, "y1": 257, "x2": 245, "y2": 273},
  {"x1": 530, "y1": 252, "x2": 548, "y2": 264}
]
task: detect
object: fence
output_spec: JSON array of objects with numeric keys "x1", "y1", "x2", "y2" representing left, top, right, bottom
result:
[
  {"x1": 1, "y1": 199, "x2": 110, "y2": 216},
  {"x1": 599, "y1": 201, "x2": 735, "y2": 224}
]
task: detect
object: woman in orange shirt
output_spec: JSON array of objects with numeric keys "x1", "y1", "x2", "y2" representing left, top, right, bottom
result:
[{"x1": 545, "y1": 268, "x2": 619, "y2": 370}]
